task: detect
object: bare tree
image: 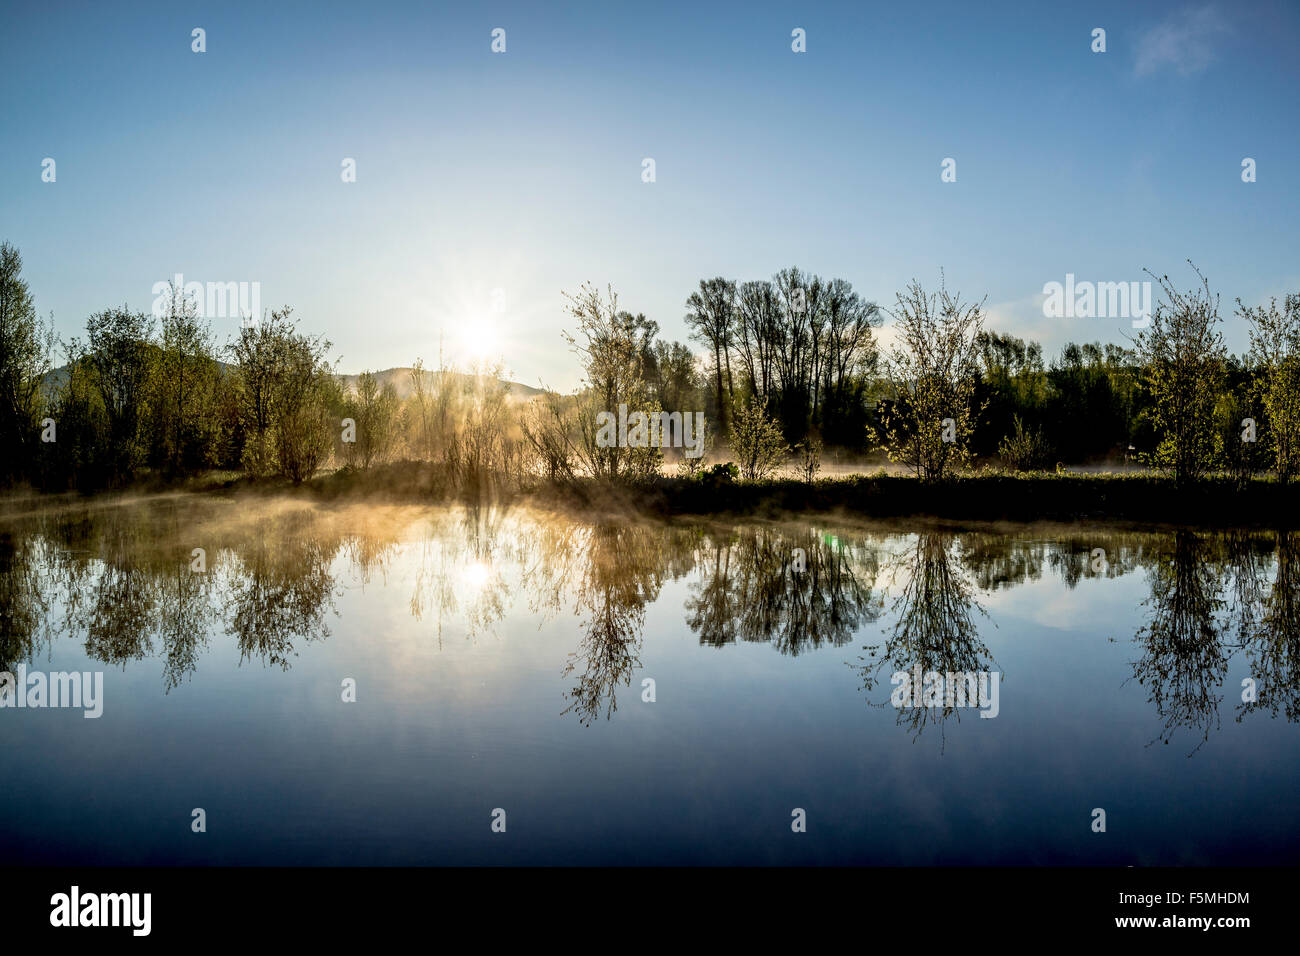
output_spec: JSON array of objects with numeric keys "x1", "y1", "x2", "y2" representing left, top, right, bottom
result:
[
  {"x1": 563, "y1": 283, "x2": 659, "y2": 479},
  {"x1": 684, "y1": 278, "x2": 737, "y2": 431}
]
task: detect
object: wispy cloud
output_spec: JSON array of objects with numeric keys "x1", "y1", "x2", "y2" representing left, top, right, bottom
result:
[{"x1": 1134, "y1": 4, "x2": 1232, "y2": 77}]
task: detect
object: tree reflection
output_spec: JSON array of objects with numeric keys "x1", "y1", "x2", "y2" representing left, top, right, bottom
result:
[
  {"x1": 0, "y1": 532, "x2": 50, "y2": 673},
  {"x1": 1130, "y1": 531, "x2": 1229, "y2": 753},
  {"x1": 408, "y1": 501, "x2": 522, "y2": 641},
  {"x1": 1128, "y1": 528, "x2": 1300, "y2": 751},
  {"x1": 224, "y1": 509, "x2": 339, "y2": 670},
  {"x1": 559, "y1": 520, "x2": 685, "y2": 726},
  {"x1": 1, "y1": 494, "x2": 1299, "y2": 748},
  {"x1": 856, "y1": 532, "x2": 995, "y2": 743},
  {"x1": 1238, "y1": 531, "x2": 1300, "y2": 721},
  {"x1": 158, "y1": 564, "x2": 213, "y2": 691},
  {"x1": 685, "y1": 525, "x2": 880, "y2": 654}
]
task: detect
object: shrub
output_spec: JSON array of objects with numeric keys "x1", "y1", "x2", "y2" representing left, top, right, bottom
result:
[{"x1": 998, "y1": 415, "x2": 1051, "y2": 471}]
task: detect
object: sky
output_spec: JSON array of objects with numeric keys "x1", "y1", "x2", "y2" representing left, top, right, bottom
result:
[{"x1": 3, "y1": 0, "x2": 1298, "y2": 391}]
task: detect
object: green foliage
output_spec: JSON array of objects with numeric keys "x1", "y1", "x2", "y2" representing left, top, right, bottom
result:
[
  {"x1": 340, "y1": 370, "x2": 400, "y2": 469},
  {"x1": 82, "y1": 306, "x2": 156, "y2": 482},
  {"x1": 1134, "y1": 264, "x2": 1226, "y2": 485},
  {"x1": 45, "y1": 356, "x2": 109, "y2": 487},
  {"x1": 563, "y1": 283, "x2": 663, "y2": 480},
  {"x1": 1239, "y1": 293, "x2": 1300, "y2": 482},
  {"x1": 0, "y1": 242, "x2": 53, "y2": 482},
  {"x1": 150, "y1": 282, "x2": 222, "y2": 475},
  {"x1": 998, "y1": 415, "x2": 1051, "y2": 471},
  {"x1": 871, "y1": 275, "x2": 986, "y2": 481},
  {"x1": 730, "y1": 398, "x2": 788, "y2": 480},
  {"x1": 231, "y1": 307, "x2": 337, "y2": 483}
]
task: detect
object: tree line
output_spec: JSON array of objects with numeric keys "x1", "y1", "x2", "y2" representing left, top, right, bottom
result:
[{"x1": 2, "y1": 240, "x2": 1298, "y2": 490}]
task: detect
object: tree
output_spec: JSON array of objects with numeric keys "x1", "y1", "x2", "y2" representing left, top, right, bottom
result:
[
  {"x1": 1238, "y1": 293, "x2": 1300, "y2": 481},
  {"x1": 342, "y1": 370, "x2": 399, "y2": 469},
  {"x1": 271, "y1": 324, "x2": 337, "y2": 484},
  {"x1": 230, "y1": 307, "x2": 336, "y2": 482},
  {"x1": 46, "y1": 348, "x2": 109, "y2": 487},
  {"x1": 735, "y1": 279, "x2": 781, "y2": 404},
  {"x1": 819, "y1": 278, "x2": 881, "y2": 445},
  {"x1": 153, "y1": 282, "x2": 220, "y2": 474},
  {"x1": 1134, "y1": 263, "x2": 1226, "y2": 485},
  {"x1": 650, "y1": 339, "x2": 701, "y2": 413},
  {"x1": 730, "y1": 398, "x2": 787, "y2": 480},
  {"x1": 83, "y1": 306, "x2": 155, "y2": 482},
  {"x1": 872, "y1": 275, "x2": 986, "y2": 481},
  {"x1": 563, "y1": 283, "x2": 660, "y2": 479},
  {"x1": 684, "y1": 278, "x2": 737, "y2": 432},
  {"x1": 230, "y1": 309, "x2": 287, "y2": 476},
  {"x1": 408, "y1": 358, "x2": 435, "y2": 460},
  {"x1": 0, "y1": 242, "x2": 53, "y2": 483}
]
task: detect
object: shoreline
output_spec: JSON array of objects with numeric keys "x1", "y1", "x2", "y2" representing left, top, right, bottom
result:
[{"x1": 6, "y1": 463, "x2": 1297, "y2": 530}]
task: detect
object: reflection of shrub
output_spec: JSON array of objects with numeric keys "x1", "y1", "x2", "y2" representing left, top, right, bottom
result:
[{"x1": 998, "y1": 415, "x2": 1050, "y2": 471}]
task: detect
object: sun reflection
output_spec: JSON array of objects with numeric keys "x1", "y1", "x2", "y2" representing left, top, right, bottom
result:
[{"x1": 462, "y1": 560, "x2": 493, "y2": 592}]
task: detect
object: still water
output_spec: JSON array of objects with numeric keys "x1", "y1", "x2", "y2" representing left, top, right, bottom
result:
[{"x1": 2, "y1": 494, "x2": 1297, "y2": 865}]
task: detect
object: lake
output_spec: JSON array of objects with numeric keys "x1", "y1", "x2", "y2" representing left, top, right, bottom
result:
[{"x1": 2, "y1": 494, "x2": 1297, "y2": 865}]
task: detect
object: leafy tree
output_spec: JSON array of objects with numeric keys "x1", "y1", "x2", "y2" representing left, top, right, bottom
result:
[
  {"x1": 1238, "y1": 293, "x2": 1300, "y2": 481},
  {"x1": 563, "y1": 283, "x2": 660, "y2": 479},
  {"x1": 152, "y1": 282, "x2": 221, "y2": 474},
  {"x1": 872, "y1": 275, "x2": 986, "y2": 481},
  {"x1": 730, "y1": 398, "x2": 788, "y2": 480},
  {"x1": 341, "y1": 370, "x2": 399, "y2": 469},
  {"x1": 0, "y1": 242, "x2": 53, "y2": 483},
  {"x1": 230, "y1": 307, "x2": 336, "y2": 482},
  {"x1": 1134, "y1": 264, "x2": 1226, "y2": 484},
  {"x1": 271, "y1": 325, "x2": 337, "y2": 484},
  {"x1": 46, "y1": 351, "x2": 109, "y2": 487},
  {"x1": 83, "y1": 306, "x2": 155, "y2": 482}
]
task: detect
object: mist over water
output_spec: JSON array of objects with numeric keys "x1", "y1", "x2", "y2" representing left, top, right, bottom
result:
[{"x1": 1, "y1": 495, "x2": 1297, "y2": 865}]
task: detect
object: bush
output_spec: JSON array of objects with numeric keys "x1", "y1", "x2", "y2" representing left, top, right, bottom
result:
[
  {"x1": 730, "y1": 400, "x2": 788, "y2": 480},
  {"x1": 998, "y1": 415, "x2": 1051, "y2": 471}
]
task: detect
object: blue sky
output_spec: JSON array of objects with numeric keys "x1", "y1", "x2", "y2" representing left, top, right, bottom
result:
[{"x1": 3, "y1": 0, "x2": 1298, "y2": 389}]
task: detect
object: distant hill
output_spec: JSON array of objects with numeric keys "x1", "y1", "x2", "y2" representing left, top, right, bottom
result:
[
  {"x1": 335, "y1": 367, "x2": 546, "y2": 402},
  {"x1": 41, "y1": 364, "x2": 546, "y2": 402}
]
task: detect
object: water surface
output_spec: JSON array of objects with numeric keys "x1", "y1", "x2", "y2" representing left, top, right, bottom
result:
[{"x1": 2, "y1": 495, "x2": 1297, "y2": 865}]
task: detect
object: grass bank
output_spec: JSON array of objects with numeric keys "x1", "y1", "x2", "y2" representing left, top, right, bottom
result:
[
  {"x1": 17, "y1": 463, "x2": 1295, "y2": 529},
  {"x1": 255, "y1": 463, "x2": 1300, "y2": 529}
]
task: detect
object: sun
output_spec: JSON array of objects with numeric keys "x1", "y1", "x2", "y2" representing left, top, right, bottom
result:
[{"x1": 454, "y1": 317, "x2": 501, "y2": 363}]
